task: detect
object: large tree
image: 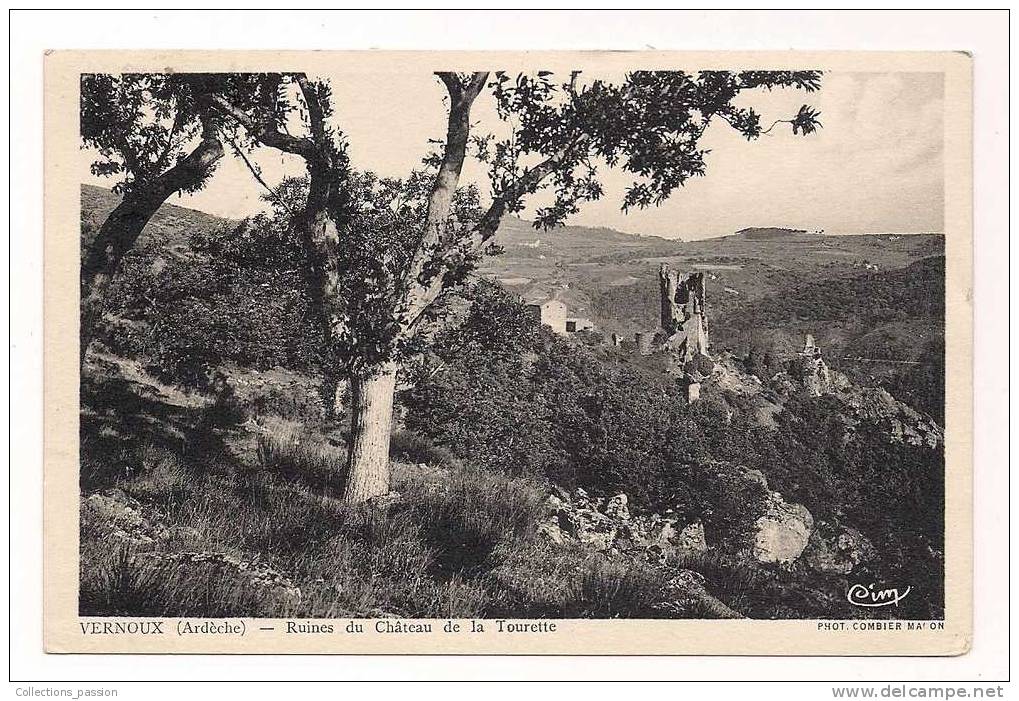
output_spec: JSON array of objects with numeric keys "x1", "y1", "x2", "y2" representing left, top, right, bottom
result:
[
  {"x1": 80, "y1": 73, "x2": 225, "y2": 364},
  {"x1": 212, "y1": 69, "x2": 822, "y2": 503}
]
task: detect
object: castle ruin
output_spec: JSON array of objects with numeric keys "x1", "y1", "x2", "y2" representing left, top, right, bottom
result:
[
  {"x1": 790, "y1": 333, "x2": 834, "y2": 397},
  {"x1": 658, "y1": 264, "x2": 710, "y2": 362}
]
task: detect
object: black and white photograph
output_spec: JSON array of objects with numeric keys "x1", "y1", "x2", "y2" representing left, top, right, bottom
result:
[
  {"x1": 8, "y1": 5, "x2": 1013, "y2": 691},
  {"x1": 72, "y1": 60, "x2": 953, "y2": 626}
]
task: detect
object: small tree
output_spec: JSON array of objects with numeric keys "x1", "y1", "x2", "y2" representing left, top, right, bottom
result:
[
  {"x1": 213, "y1": 69, "x2": 822, "y2": 503},
  {"x1": 80, "y1": 73, "x2": 226, "y2": 363}
]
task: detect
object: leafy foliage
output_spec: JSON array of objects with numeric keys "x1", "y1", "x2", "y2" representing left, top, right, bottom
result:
[
  {"x1": 102, "y1": 209, "x2": 322, "y2": 387},
  {"x1": 480, "y1": 69, "x2": 822, "y2": 227},
  {"x1": 81, "y1": 73, "x2": 221, "y2": 195},
  {"x1": 402, "y1": 283, "x2": 944, "y2": 613},
  {"x1": 326, "y1": 170, "x2": 484, "y2": 374}
]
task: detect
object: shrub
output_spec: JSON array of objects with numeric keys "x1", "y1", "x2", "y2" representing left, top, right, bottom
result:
[
  {"x1": 101, "y1": 212, "x2": 324, "y2": 390},
  {"x1": 400, "y1": 465, "x2": 547, "y2": 575},
  {"x1": 249, "y1": 382, "x2": 324, "y2": 420},
  {"x1": 563, "y1": 556, "x2": 667, "y2": 618},
  {"x1": 255, "y1": 419, "x2": 347, "y2": 494},
  {"x1": 389, "y1": 430, "x2": 458, "y2": 468}
]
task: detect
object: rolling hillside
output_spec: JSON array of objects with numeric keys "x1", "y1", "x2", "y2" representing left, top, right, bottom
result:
[
  {"x1": 81, "y1": 184, "x2": 234, "y2": 255},
  {"x1": 82, "y1": 184, "x2": 944, "y2": 369}
]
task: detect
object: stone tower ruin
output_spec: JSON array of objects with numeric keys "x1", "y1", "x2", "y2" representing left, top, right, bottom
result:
[
  {"x1": 791, "y1": 333, "x2": 834, "y2": 397},
  {"x1": 658, "y1": 264, "x2": 710, "y2": 362}
]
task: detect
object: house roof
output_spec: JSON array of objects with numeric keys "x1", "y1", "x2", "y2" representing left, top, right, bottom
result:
[{"x1": 525, "y1": 299, "x2": 566, "y2": 308}]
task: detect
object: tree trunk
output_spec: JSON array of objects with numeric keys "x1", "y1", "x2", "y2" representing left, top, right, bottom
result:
[
  {"x1": 342, "y1": 362, "x2": 398, "y2": 503},
  {"x1": 80, "y1": 193, "x2": 163, "y2": 365},
  {"x1": 79, "y1": 120, "x2": 223, "y2": 366}
]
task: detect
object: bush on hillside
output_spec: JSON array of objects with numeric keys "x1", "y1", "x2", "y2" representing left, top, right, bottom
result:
[{"x1": 100, "y1": 212, "x2": 323, "y2": 388}]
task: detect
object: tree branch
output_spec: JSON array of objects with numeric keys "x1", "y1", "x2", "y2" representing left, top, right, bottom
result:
[
  {"x1": 226, "y1": 133, "x2": 294, "y2": 216},
  {"x1": 402, "y1": 71, "x2": 489, "y2": 316},
  {"x1": 154, "y1": 106, "x2": 186, "y2": 173},
  {"x1": 759, "y1": 118, "x2": 790, "y2": 135},
  {"x1": 464, "y1": 71, "x2": 489, "y2": 102},
  {"x1": 295, "y1": 73, "x2": 327, "y2": 142},
  {"x1": 148, "y1": 108, "x2": 224, "y2": 201},
  {"x1": 436, "y1": 72, "x2": 465, "y2": 103},
  {"x1": 208, "y1": 93, "x2": 316, "y2": 158}
]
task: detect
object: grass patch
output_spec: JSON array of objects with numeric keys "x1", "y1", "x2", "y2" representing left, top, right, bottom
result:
[
  {"x1": 79, "y1": 539, "x2": 293, "y2": 617},
  {"x1": 671, "y1": 550, "x2": 766, "y2": 613},
  {"x1": 80, "y1": 426, "x2": 675, "y2": 620},
  {"x1": 565, "y1": 556, "x2": 669, "y2": 618},
  {"x1": 389, "y1": 430, "x2": 458, "y2": 468},
  {"x1": 254, "y1": 417, "x2": 347, "y2": 495}
]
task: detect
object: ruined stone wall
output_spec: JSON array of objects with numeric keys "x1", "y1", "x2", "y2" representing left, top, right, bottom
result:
[
  {"x1": 790, "y1": 334, "x2": 834, "y2": 396},
  {"x1": 658, "y1": 264, "x2": 710, "y2": 362}
]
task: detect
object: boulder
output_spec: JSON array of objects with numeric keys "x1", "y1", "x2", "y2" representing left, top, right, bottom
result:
[
  {"x1": 603, "y1": 493, "x2": 630, "y2": 521},
  {"x1": 804, "y1": 525, "x2": 876, "y2": 575},
  {"x1": 752, "y1": 493, "x2": 814, "y2": 564},
  {"x1": 673, "y1": 521, "x2": 708, "y2": 553},
  {"x1": 743, "y1": 469, "x2": 769, "y2": 489},
  {"x1": 652, "y1": 569, "x2": 744, "y2": 619},
  {"x1": 550, "y1": 495, "x2": 618, "y2": 552},
  {"x1": 580, "y1": 526, "x2": 619, "y2": 552},
  {"x1": 536, "y1": 518, "x2": 566, "y2": 545},
  {"x1": 651, "y1": 519, "x2": 677, "y2": 546},
  {"x1": 81, "y1": 489, "x2": 169, "y2": 544},
  {"x1": 549, "y1": 484, "x2": 572, "y2": 505}
]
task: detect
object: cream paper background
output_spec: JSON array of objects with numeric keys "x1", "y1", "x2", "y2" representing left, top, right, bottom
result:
[{"x1": 43, "y1": 49, "x2": 973, "y2": 655}]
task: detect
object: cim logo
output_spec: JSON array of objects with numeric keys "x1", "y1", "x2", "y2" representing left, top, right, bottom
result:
[{"x1": 846, "y1": 582, "x2": 912, "y2": 608}]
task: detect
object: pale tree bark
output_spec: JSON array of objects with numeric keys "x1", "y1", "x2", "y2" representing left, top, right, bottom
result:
[
  {"x1": 80, "y1": 114, "x2": 223, "y2": 366},
  {"x1": 214, "y1": 72, "x2": 569, "y2": 504},
  {"x1": 335, "y1": 72, "x2": 490, "y2": 503},
  {"x1": 342, "y1": 362, "x2": 398, "y2": 502},
  {"x1": 403, "y1": 72, "x2": 489, "y2": 319}
]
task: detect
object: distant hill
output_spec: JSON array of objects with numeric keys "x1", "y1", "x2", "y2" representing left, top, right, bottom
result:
[
  {"x1": 719, "y1": 256, "x2": 944, "y2": 331},
  {"x1": 81, "y1": 183, "x2": 944, "y2": 357},
  {"x1": 495, "y1": 215, "x2": 680, "y2": 250},
  {"x1": 81, "y1": 184, "x2": 236, "y2": 254},
  {"x1": 732, "y1": 227, "x2": 812, "y2": 240},
  {"x1": 709, "y1": 255, "x2": 945, "y2": 405}
]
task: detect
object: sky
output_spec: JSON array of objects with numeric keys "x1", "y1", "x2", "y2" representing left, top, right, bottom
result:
[{"x1": 82, "y1": 70, "x2": 945, "y2": 240}]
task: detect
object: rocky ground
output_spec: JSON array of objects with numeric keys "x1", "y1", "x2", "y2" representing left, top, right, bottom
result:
[{"x1": 79, "y1": 336, "x2": 943, "y2": 620}]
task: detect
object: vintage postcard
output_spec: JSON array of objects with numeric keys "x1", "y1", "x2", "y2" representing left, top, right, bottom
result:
[{"x1": 44, "y1": 50, "x2": 972, "y2": 655}]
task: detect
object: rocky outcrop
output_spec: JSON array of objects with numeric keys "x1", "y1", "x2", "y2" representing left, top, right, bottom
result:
[
  {"x1": 773, "y1": 338, "x2": 943, "y2": 448},
  {"x1": 603, "y1": 493, "x2": 630, "y2": 520},
  {"x1": 672, "y1": 520, "x2": 708, "y2": 552},
  {"x1": 81, "y1": 488, "x2": 200, "y2": 545},
  {"x1": 787, "y1": 334, "x2": 841, "y2": 397},
  {"x1": 542, "y1": 481, "x2": 815, "y2": 568},
  {"x1": 803, "y1": 523, "x2": 876, "y2": 575},
  {"x1": 790, "y1": 354, "x2": 835, "y2": 397},
  {"x1": 752, "y1": 492, "x2": 814, "y2": 564},
  {"x1": 539, "y1": 487, "x2": 707, "y2": 560},
  {"x1": 840, "y1": 386, "x2": 943, "y2": 448},
  {"x1": 133, "y1": 551, "x2": 301, "y2": 604}
]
